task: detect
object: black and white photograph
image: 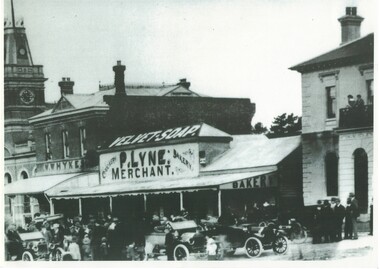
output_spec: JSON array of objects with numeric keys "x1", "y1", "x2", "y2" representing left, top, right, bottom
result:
[{"x1": 2, "y1": 0, "x2": 377, "y2": 266}]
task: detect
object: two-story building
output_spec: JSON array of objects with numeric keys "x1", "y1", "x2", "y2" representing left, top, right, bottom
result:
[{"x1": 290, "y1": 7, "x2": 374, "y2": 221}]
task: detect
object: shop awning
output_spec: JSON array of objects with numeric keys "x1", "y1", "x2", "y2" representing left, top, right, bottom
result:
[
  {"x1": 4, "y1": 173, "x2": 83, "y2": 196},
  {"x1": 46, "y1": 168, "x2": 277, "y2": 199}
]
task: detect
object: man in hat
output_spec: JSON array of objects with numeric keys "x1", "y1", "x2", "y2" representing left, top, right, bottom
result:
[
  {"x1": 321, "y1": 200, "x2": 333, "y2": 243},
  {"x1": 332, "y1": 198, "x2": 345, "y2": 242},
  {"x1": 346, "y1": 94, "x2": 355, "y2": 108},
  {"x1": 52, "y1": 223, "x2": 64, "y2": 246},
  {"x1": 349, "y1": 193, "x2": 359, "y2": 239}
]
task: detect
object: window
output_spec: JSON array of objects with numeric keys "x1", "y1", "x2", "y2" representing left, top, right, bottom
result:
[
  {"x1": 24, "y1": 195, "x2": 31, "y2": 213},
  {"x1": 62, "y1": 130, "x2": 70, "y2": 158},
  {"x1": 45, "y1": 133, "x2": 52, "y2": 160},
  {"x1": 325, "y1": 152, "x2": 338, "y2": 196},
  {"x1": 79, "y1": 127, "x2": 87, "y2": 157},
  {"x1": 326, "y1": 86, "x2": 336, "y2": 118},
  {"x1": 5, "y1": 173, "x2": 12, "y2": 184},
  {"x1": 354, "y1": 148, "x2": 368, "y2": 213},
  {"x1": 367, "y1": 80, "x2": 373, "y2": 105},
  {"x1": 20, "y1": 171, "x2": 28, "y2": 180}
]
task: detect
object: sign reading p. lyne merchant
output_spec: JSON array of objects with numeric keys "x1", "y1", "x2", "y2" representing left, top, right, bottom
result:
[
  {"x1": 108, "y1": 124, "x2": 201, "y2": 148},
  {"x1": 220, "y1": 173, "x2": 278, "y2": 190},
  {"x1": 100, "y1": 144, "x2": 199, "y2": 183}
]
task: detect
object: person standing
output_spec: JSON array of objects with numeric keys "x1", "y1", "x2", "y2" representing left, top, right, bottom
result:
[
  {"x1": 349, "y1": 193, "x2": 359, "y2": 240},
  {"x1": 321, "y1": 200, "x2": 333, "y2": 243},
  {"x1": 346, "y1": 94, "x2": 355, "y2": 108},
  {"x1": 312, "y1": 200, "x2": 323, "y2": 244},
  {"x1": 165, "y1": 229, "x2": 178, "y2": 261},
  {"x1": 369, "y1": 198, "x2": 373, "y2": 236},
  {"x1": 344, "y1": 198, "x2": 353, "y2": 239},
  {"x1": 333, "y1": 198, "x2": 345, "y2": 242},
  {"x1": 354, "y1": 94, "x2": 365, "y2": 109}
]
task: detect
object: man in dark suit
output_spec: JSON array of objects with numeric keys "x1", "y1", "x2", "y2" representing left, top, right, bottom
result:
[
  {"x1": 349, "y1": 193, "x2": 359, "y2": 240},
  {"x1": 332, "y1": 198, "x2": 345, "y2": 241}
]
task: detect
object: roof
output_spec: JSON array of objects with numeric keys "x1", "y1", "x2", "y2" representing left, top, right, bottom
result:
[
  {"x1": 45, "y1": 169, "x2": 276, "y2": 199},
  {"x1": 202, "y1": 135, "x2": 301, "y2": 172},
  {"x1": 290, "y1": 33, "x2": 374, "y2": 73},
  {"x1": 30, "y1": 84, "x2": 203, "y2": 121},
  {"x1": 4, "y1": 173, "x2": 82, "y2": 195}
]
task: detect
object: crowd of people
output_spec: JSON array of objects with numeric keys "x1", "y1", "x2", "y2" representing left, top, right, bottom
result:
[{"x1": 312, "y1": 192, "x2": 361, "y2": 244}]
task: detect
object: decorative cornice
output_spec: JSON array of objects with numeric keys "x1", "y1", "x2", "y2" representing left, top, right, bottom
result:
[
  {"x1": 358, "y1": 64, "x2": 374, "y2": 75},
  {"x1": 318, "y1": 70, "x2": 340, "y2": 82}
]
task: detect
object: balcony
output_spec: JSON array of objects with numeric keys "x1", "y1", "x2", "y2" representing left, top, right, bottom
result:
[{"x1": 339, "y1": 105, "x2": 373, "y2": 129}]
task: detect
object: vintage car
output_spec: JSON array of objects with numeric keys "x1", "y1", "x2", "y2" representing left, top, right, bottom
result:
[
  {"x1": 146, "y1": 220, "x2": 222, "y2": 261},
  {"x1": 201, "y1": 222, "x2": 289, "y2": 258},
  {"x1": 6, "y1": 231, "x2": 50, "y2": 261}
]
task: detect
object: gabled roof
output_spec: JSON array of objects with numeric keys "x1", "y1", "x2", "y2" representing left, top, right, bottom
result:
[
  {"x1": 30, "y1": 84, "x2": 203, "y2": 122},
  {"x1": 203, "y1": 135, "x2": 301, "y2": 172},
  {"x1": 290, "y1": 33, "x2": 374, "y2": 73}
]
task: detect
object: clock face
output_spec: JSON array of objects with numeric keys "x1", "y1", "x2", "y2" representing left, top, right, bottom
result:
[
  {"x1": 19, "y1": 89, "x2": 35, "y2": 105},
  {"x1": 18, "y1": 47, "x2": 26, "y2": 56}
]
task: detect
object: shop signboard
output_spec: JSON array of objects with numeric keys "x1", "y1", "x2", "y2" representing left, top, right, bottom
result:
[
  {"x1": 99, "y1": 143, "x2": 199, "y2": 183},
  {"x1": 36, "y1": 158, "x2": 84, "y2": 176},
  {"x1": 108, "y1": 124, "x2": 201, "y2": 148},
  {"x1": 220, "y1": 172, "x2": 278, "y2": 190}
]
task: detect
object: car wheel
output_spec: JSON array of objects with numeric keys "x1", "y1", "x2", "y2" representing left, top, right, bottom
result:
[
  {"x1": 173, "y1": 244, "x2": 189, "y2": 261},
  {"x1": 244, "y1": 237, "x2": 263, "y2": 258},
  {"x1": 54, "y1": 248, "x2": 64, "y2": 261},
  {"x1": 22, "y1": 251, "x2": 34, "y2": 261},
  {"x1": 273, "y1": 235, "x2": 288, "y2": 255}
]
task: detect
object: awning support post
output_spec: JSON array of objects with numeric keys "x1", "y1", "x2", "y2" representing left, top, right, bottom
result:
[
  {"x1": 109, "y1": 197, "x2": 113, "y2": 214},
  {"x1": 218, "y1": 189, "x2": 222, "y2": 217},
  {"x1": 179, "y1": 192, "x2": 184, "y2": 210},
  {"x1": 143, "y1": 194, "x2": 147, "y2": 212},
  {"x1": 78, "y1": 198, "x2": 82, "y2": 216},
  {"x1": 50, "y1": 199, "x2": 55, "y2": 215}
]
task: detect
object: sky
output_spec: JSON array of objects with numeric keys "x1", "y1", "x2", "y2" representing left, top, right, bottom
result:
[{"x1": 3, "y1": 0, "x2": 377, "y2": 127}]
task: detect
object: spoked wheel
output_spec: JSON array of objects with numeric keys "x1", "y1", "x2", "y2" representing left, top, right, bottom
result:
[
  {"x1": 22, "y1": 251, "x2": 34, "y2": 261},
  {"x1": 173, "y1": 244, "x2": 189, "y2": 261},
  {"x1": 273, "y1": 236, "x2": 288, "y2": 255},
  {"x1": 244, "y1": 237, "x2": 263, "y2": 258},
  {"x1": 52, "y1": 248, "x2": 63, "y2": 261}
]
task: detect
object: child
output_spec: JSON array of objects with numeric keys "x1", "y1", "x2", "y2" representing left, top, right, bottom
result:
[
  {"x1": 99, "y1": 237, "x2": 108, "y2": 260},
  {"x1": 68, "y1": 236, "x2": 81, "y2": 261},
  {"x1": 81, "y1": 234, "x2": 92, "y2": 261}
]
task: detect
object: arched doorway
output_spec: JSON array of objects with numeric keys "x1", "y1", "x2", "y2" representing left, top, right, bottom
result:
[{"x1": 353, "y1": 148, "x2": 368, "y2": 213}]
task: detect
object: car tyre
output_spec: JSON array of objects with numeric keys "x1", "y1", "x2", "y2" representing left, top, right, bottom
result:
[
  {"x1": 244, "y1": 237, "x2": 263, "y2": 258},
  {"x1": 173, "y1": 244, "x2": 190, "y2": 261},
  {"x1": 22, "y1": 251, "x2": 34, "y2": 261},
  {"x1": 273, "y1": 235, "x2": 288, "y2": 255}
]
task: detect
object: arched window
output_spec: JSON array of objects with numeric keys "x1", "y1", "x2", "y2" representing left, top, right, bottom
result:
[
  {"x1": 5, "y1": 173, "x2": 12, "y2": 184},
  {"x1": 20, "y1": 171, "x2": 28, "y2": 180},
  {"x1": 325, "y1": 152, "x2": 338, "y2": 196},
  {"x1": 354, "y1": 148, "x2": 368, "y2": 213}
]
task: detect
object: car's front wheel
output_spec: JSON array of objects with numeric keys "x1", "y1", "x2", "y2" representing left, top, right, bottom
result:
[
  {"x1": 173, "y1": 244, "x2": 190, "y2": 261},
  {"x1": 244, "y1": 237, "x2": 263, "y2": 258},
  {"x1": 273, "y1": 235, "x2": 288, "y2": 255},
  {"x1": 22, "y1": 251, "x2": 34, "y2": 261}
]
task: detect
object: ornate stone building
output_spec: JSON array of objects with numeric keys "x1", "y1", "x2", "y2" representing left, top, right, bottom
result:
[{"x1": 290, "y1": 7, "x2": 374, "y2": 221}]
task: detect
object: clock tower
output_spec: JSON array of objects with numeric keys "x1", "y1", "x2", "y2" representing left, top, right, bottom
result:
[{"x1": 4, "y1": 1, "x2": 47, "y2": 129}]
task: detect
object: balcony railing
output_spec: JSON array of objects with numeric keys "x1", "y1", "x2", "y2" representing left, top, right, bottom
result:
[{"x1": 339, "y1": 105, "x2": 373, "y2": 129}]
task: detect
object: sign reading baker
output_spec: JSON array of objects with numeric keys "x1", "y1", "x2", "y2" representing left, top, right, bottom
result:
[
  {"x1": 108, "y1": 125, "x2": 201, "y2": 148},
  {"x1": 220, "y1": 173, "x2": 278, "y2": 190},
  {"x1": 100, "y1": 144, "x2": 199, "y2": 183}
]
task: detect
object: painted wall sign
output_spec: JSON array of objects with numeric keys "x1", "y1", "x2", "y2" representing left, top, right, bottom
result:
[
  {"x1": 220, "y1": 173, "x2": 278, "y2": 190},
  {"x1": 108, "y1": 124, "x2": 201, "y2": 148},
  {"x1": 100, "y1": 143, "x2": 199, "y2": 183},
  {"x1": 36, "y1": 158, "x2": 84, "y2": 176}
]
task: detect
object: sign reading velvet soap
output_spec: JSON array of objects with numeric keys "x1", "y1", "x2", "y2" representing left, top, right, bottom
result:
[{"x1": 100, "y1": 143, "x2": 199, "y2": 183}]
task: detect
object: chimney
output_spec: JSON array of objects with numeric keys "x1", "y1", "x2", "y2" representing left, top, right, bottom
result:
[
  {"x1": 113, "y1": 60, "x2": 126, "y2": 96},
  {"x1": 338, "y1": 7, "x2": 364, "y2": 45},
  {"x1": 58, "y1": 77, "x2": 74, "y2": 95},
  {"x1": 177, "y1": 78, "x2": 191, "y2": 89}
]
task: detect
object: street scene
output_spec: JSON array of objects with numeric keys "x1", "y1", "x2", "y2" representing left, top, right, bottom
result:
[{"x1": 3, "y1": 0, "x2": 376, "y2": 265}]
